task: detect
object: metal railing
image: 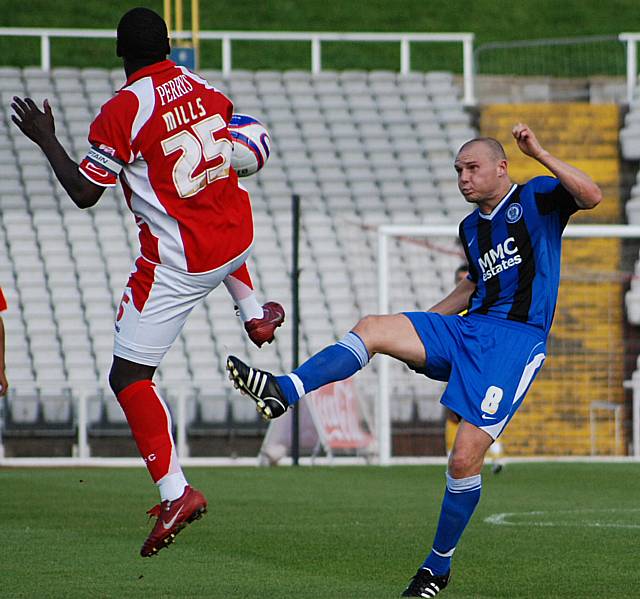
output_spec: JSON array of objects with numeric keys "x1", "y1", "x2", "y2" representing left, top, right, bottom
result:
[
  {"x1": 3, "y1": 27, "x2": 640, "y2": 104},
  {"x1": 474, "y1": 33, "x2": 640, "y2": 105},
  {"x1": 0, "y1": 388, "x2": 252, "y2": 461},
  {"x1": 475, "y1": 34, "x2": 625, "y2": 78},
  {"x1": 620, "y1": 33, "x2": 640, "y2": 104},
  {"x1": 0, "y1": 27, "x2": 476, "y2": 105}
]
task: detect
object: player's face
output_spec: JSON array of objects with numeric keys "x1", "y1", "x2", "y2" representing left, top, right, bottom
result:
[{"x1": 454, "y1": 143, "x2": 507, "y2": 205}]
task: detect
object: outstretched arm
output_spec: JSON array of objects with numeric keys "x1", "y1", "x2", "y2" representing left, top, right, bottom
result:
[
  {"x1": 512, "y1": 122, "x2": 602, "y2": 210},
  {"x1": 11, "y1": 96, "x2": 104, "y2": 209},
  {"x1": 429, "y1": 277, "x2": 476, "y2": 315}
]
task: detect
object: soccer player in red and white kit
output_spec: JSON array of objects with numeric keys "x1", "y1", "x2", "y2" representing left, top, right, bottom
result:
[{"x1": 11, "y1": 7, "x2": 284, "y2": 557}]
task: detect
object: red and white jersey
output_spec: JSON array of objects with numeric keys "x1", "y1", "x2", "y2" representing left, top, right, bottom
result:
[
  {"x1": 0, "y1": 287, "x2": 6, "y2": 312},
  {"x1": 79, "y1": 60, "x2": 253, "y2": 274}
]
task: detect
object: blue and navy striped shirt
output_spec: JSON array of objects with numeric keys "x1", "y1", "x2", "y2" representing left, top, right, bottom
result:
[{"x1": 460, "y1": 176, "x2": 578, "y2": 335}]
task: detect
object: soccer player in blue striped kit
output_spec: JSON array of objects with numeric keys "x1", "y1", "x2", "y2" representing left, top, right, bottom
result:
[{"x1": 227, "y1": 123, "x2": 602, "y2": 596}]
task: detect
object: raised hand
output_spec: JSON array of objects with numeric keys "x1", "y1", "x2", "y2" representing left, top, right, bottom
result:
[
  {"x1": 512, "y1": 122, "x2": 546, "y2": 160},
  {"x1": 11, "y1": 96, "x2": 56, "y2": 148}
]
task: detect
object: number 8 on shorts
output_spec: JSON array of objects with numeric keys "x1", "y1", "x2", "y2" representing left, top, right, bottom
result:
[{"x1": 481, "y1": 386, "x2": 504, "y2": 415}]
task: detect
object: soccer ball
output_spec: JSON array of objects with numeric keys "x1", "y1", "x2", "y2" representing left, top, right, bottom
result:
[{"x1": 229, "y1": 113, "x2": 271, "y2": 177}]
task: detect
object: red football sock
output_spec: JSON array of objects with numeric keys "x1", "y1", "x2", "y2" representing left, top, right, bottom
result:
[{"x1": 117, "y1": 380, "x2": 180, "y2": 483}]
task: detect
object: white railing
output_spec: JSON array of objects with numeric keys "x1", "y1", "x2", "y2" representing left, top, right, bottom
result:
[
  {"x1": 0, "y1": 388, "x2": 194, "y2": 461},
  {"x1": 4, "y1": 28, "x2": 640, "y2": 105},
  {"x1": 620, "y1": 33, "x2": 640, "y2": 104},
  {"x1": 0, "y1": 27, "x2": 476, "y2": 105}
]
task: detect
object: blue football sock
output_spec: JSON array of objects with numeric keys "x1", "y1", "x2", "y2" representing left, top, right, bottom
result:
[
  {"x1": 275, "y1": 331, "x2": 370, "y2": 406},
  {"x1": 422, "y1": 472, "x2": 482, "y2": 575}
]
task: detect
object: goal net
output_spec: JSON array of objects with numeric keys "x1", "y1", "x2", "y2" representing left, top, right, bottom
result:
[{"x1": 375, "y1": 223, "x2": 640, "y2": 463}]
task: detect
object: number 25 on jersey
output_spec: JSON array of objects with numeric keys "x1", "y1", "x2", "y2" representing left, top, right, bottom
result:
[{"x1": 161, "y1": 114, "x2": 231, "y2": 198}]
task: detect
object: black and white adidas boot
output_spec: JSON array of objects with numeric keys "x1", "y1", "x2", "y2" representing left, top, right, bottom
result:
[
  {"x1": 401, "y1": 567, "x2": 450, "y2": 597},
  {"x1": 226, "y1": 355, "x2": 289, "y2": 420}
]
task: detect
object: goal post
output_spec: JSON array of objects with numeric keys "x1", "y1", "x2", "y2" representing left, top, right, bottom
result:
[{"x1": 376, "y1": 224, "x2": 640, "y2": 465}]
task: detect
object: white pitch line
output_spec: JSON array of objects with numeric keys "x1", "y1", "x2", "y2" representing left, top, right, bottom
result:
[{"x1": 485, "y1": 508, "x2": 640, "y2": 530}]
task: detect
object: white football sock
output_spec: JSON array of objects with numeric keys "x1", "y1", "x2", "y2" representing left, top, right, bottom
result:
[
  {"x1": 286, "y1": 373, "x2": 306, "y2": 399},
  {"x1": 223, "y1": 274, "x2": 264, "y2": 321},
  {"x1": 235, "y1": 295, "x2": 264, "y2": 322},
  {"x1": 157, "y1": 471, "x2": 188, "y2": 502}
]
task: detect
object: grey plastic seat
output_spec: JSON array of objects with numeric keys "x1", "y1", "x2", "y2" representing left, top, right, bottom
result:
[{"x1": 1, "y1": 66, "x2": 475, "y2": 407}]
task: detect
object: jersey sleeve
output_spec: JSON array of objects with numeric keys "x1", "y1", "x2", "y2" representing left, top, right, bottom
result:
[
  {"x1": 532, "y1": 176, "x2": 580, "y2": 225},
  {"x1": 0, "y1": 287, "x2": 7, "y2": 312},
  {"x1": 79, "y1": 91, "x2": 138, "y2": 187}
]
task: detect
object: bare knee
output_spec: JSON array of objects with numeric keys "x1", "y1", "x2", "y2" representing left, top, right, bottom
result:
[
  {"x1": 352, "y1": 314, "x2": 386, "y2": 355},
  {"x1": 448, "y1": 449, "x2": 483, "y2": 479},
  {"x1": 109, "y1": 356, "x2": 156, "y2": 396}
]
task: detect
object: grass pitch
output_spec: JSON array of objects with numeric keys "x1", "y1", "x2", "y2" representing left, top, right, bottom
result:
[{"x1": 2, "y1": 463, "x2": 640, "y2": 598}]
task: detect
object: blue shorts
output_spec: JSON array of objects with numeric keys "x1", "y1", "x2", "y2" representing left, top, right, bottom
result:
[{"x1": 404, "y1": 312, "x2": 547, "y2": 439}]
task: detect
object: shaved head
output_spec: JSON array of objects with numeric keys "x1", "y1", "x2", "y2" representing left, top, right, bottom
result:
[
  {"x1": 457, "y1": 137, "x2": 507, "y2": 162},
  {"x1": 454, "y1": 136, "x2": 512, "y2": 209}
]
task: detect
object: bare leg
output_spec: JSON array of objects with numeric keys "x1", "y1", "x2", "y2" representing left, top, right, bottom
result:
[
  {"x1": 284, "y1": 313, "x2": 426, "y2": 397},
  {"x1": 448, "y1": 420, "x2": 494, "y2": 478},
  {"x1": 352, "y1": 313, "x2": 426, "y2": 367}
]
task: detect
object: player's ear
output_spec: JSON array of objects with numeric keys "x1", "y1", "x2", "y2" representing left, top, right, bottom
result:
[{"x1": 496, "y1": 159, "x2": 508, "y2": 177}]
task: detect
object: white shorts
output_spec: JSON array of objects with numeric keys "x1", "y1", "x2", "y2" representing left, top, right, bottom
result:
[{"x1": 113, "y1": 250, "x2": 250, "y2": 366}]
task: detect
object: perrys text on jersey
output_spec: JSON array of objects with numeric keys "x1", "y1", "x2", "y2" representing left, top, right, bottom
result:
[{"x1": 156, "y1": 74, "x2": 194, "y2": 106}]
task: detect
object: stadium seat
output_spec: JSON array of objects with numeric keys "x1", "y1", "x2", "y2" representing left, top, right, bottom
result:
[
  {"x1": 4, "y1": 396, "x2": 41, "y2": 431},
  {"x1": 0, "y1": 66, "x2": 475, "y2": 440},
  {"x1": 196, "y1": 395, "x2": 229, "y2": 426},
  {"x1": 41, "y1": 396, "x2": 74, "y2": 425}
]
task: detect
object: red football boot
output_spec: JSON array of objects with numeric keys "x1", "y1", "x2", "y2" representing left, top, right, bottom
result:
[
  {"x1": 140, "y1": 485, "x2": 207, "y2": 557},
  {"x1": 244, "y1": 302, "x2": 285, "y2": 348}
]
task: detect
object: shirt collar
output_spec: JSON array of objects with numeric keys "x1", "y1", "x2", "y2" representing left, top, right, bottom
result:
[
  {"x1": 123, "y1": 60, "x2": 176, "y2": 87},
  {"x1": 477, "y1": 183, "x2": 518, "y2": 221}
]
